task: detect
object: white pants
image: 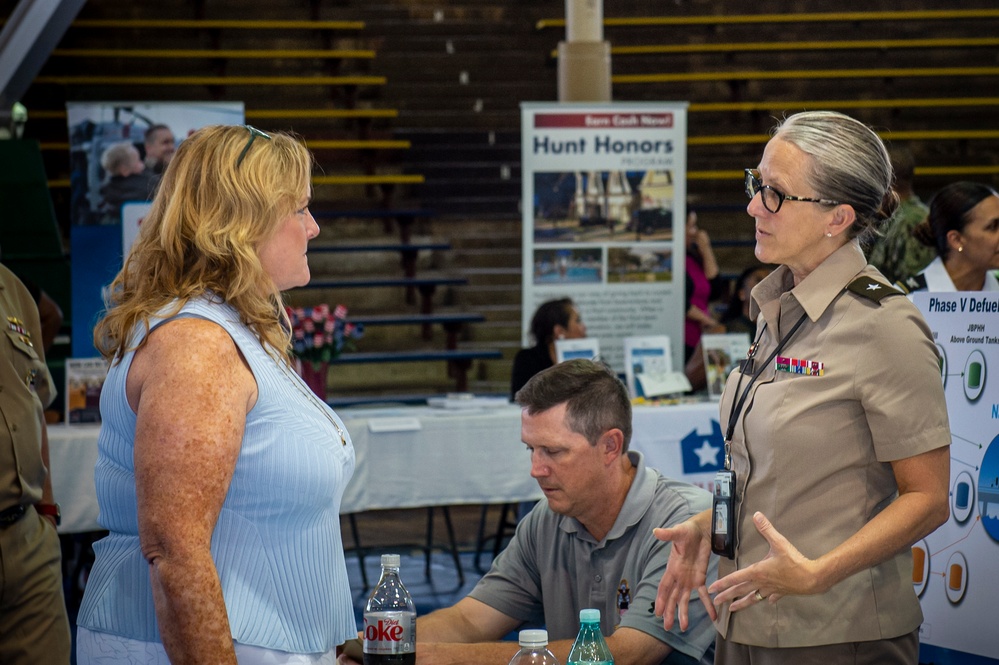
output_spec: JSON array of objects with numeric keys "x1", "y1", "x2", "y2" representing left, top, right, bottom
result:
[{"x1": 77, "y1": 627, "x2": 337, "y2": 664}]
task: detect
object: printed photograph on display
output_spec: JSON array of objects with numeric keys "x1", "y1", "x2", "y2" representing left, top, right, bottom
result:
[
  {"x1": 607, "y1": 245, "x2": 672, "y2": 283},
  {"x1": 532, "y1": 247, "x2": 603, "y2": 285},
  {"x1": 700, "y1": 333, "x2": 752, "y2": 400},
  {"x1": 66, "y1": 102, "x2": 244, "y2": 227},
  {"x1": 533, "y1": 170, "x2": 675, "y2": 243}
]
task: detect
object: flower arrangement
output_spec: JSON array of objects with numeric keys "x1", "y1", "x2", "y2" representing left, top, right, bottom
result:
[{"x1": 286, "y1": 303, "x2": 364, "y2": 368}]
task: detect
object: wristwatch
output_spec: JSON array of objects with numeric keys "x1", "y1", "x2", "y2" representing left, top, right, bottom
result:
[{"x1": 35, "y1": 502, "x2": 61, "y2": 526}]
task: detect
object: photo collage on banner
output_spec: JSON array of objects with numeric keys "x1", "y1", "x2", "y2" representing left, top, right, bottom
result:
[
  {"x1": 911, "y1": 292, "x2": 999, "y2": 663},
  {"x1": 66, "y1": 102, "x2": 244, "y2": 358},
  {"x1": 520, "y1": 102, "x2": 688, "y2": 373}
]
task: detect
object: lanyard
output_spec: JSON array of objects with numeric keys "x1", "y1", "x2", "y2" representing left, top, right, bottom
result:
[{"x1": 723, "y1": 311, "x2": 809, "y2": 469}]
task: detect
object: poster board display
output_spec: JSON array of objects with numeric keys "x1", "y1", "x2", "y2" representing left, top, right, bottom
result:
[
  {"x1": 911, "y1": 292, "x2": 999, "y2": 663},
  {"x1": 66, "y1": 102, "x2": 244, "y2": 358},
  {"x1": 520, "y1": 102, "x2": 688, "y2": 374}
]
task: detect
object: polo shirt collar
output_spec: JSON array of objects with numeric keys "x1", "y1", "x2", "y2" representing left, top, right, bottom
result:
[
  {"x1": 560, "y1": 450, "x2": 655, "y2": 544},
  {"x1": 750, "y1": 239, "x2": 868, "y2": 325}
]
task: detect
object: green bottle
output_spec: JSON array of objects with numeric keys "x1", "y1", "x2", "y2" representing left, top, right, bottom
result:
[{"x1": 566, "y1": 608, "x2": 614, "y2": 665}]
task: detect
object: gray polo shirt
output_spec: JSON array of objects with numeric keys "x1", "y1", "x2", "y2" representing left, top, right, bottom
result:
[{"x1": 469, "y1": 451, "x2": 716, "y2": 664}]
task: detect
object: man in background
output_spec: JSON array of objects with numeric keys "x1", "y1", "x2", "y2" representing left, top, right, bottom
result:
[
  {"x1": 143, "y1": 123, "x2": 176, "y2": 174},
  {"x1": 0, "y1": 260, "x2": 71, "y2": 664},
  {"x1": 341, "y1": 359, "x2": 716, "y2": 665},
  {"x1": 99, "y1": 141, "x2": 160, "y2": 224},
  {"x1": 868, "y1": 146, "x2": 935, "y2": 284}
]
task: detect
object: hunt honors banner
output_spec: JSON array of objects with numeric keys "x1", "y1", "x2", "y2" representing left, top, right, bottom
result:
[
  {"x1": 520, "y1": 102, "x2": 688, "y2": 373},
  {"x1": 912, "y1": 292, "x2": 999, "y2": 663}
]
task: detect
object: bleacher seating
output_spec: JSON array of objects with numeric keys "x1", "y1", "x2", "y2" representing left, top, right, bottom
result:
[
  {"x1": 13, "y1": 0, "x2": 999, "y2": 398},
  {"x1": 13, "y1": 0, "x2": 506, "y2": 401}
]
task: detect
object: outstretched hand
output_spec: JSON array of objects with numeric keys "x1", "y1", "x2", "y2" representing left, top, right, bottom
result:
[
  {"x1": 653, "y1": 517, "x2": 716, "y2": 632},
  {"x1": 708, "y1": 511, "x2": 823, "y2": 612}
]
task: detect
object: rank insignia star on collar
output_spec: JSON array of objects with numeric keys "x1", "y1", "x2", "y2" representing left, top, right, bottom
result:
[{"x1": 847, "y1": 276, "x2": 902, "y2": 304}]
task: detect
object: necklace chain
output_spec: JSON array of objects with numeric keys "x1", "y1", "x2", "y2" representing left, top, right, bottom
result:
[{"x1": 279, "y1": 360, "x2": 347, "y2": 446}]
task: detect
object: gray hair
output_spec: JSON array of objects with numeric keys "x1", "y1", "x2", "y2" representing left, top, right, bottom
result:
[
  {"x1": 100, "y1": 141, "x2": 139, "y2": 176},
  {"x1": 773, "y1": 111, "x2": 897, "y2": 242},
  {"x1": 514, "y1": 359, "x2": 632, "y2": 450}
]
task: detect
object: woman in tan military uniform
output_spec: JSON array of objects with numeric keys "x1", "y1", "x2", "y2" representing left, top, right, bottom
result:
[{"x1": 653, "y1": 111, "x2": 951, "y2": 664}]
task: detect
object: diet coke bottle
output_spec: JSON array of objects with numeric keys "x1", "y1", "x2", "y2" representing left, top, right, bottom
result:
[{"x1": 363, "y1": 554, "x2": 416, "y2": 665}]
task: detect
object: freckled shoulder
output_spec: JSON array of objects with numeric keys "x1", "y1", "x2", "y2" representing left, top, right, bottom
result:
[{"x1": 846, "y1": 275, "x2": 904, "y2": 305}]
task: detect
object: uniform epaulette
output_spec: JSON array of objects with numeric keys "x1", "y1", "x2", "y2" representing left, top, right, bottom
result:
[
  {"x1": 893, "y1": 274, "x2": 928, "y2": 295},
  {"x1": 846, "y1": 275, "x2": 904, "y2": 304}
]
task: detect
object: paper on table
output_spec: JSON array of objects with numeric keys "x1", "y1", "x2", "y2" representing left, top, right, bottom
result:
[
  {"x1": 367, "y1": 417, "x2": 422, "y2": 433},
  {"x1": 636, "y1": 371, "x2": 691, "y2": 397},
  {"x1": 426, "y1": 395, "x2": 510, "y2": 409}
]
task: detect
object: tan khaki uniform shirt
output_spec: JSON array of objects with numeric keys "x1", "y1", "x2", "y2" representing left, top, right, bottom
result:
[
  {"x1": 716, "y1": 240, "x2": 950, "y2": 648},
  {"x1": 0, "y1": 264, "x2": 55, "y2": 510}
]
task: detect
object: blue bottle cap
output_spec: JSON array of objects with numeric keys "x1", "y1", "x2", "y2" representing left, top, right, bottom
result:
[{"x1": 579, "y1": 608, "x2": 600, "y2": 622}]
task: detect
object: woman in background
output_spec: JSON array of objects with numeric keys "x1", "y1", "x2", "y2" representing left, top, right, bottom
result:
[
  {"x1": 719, "y1": 265, "x2": 771, "y2": 340},
  {"x1": 77, "y1": 125, "x2": 356, "y2": 664},
  {"x1": 907, "y1": 181, "x2": 999, "y2": 292},
  {"x1": 510, "y1": 297, "x2": 586, "y2": 399},
  {"x1": 684, "y1": 209, "x2": 725, "y2": 362}
]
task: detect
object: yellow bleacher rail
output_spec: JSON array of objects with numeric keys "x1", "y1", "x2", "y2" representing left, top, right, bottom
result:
[
  {"x1": 50, "y1": 48, "x2": 376, "y2": 59},
  {"x1": 307, "y1": 140, "x2": 411, "y2": 150},
  {"x1": 689, "y1": 165, "x2": 999, "y2": 181},
  {"x1": 33, "y1": 75, "x2": 387, "y2": 86},
  {"x1": 613, "y1": 67, "x2": 999, "y2": 85},
  {"x1": 28, "y1": 108, "x2": 400, "y2": 120},
  {"x1": 71, "y1": 19, "x2": 365, "y2": 30},
  {"x1": 47, "y1": 173, "x2": 426, "y2": 189},
  {"x1": 686, "y1": 97, "x2": 999, "y2": 113},
  {"x1": 688, "y1": 130, "x2": 999, "y2": 147},
  {"x1": 311, "y1": 174, "x2": 425, "y2": 185},
  {"x1": 39, "y1": 139, "x2": 411, "y2": 151},
  {"x1": 536, "y1": 9, "x2": 999, "y2": 30},
  {"x1": 552, "y1": 37, "x2": 999, "y2": 58}
]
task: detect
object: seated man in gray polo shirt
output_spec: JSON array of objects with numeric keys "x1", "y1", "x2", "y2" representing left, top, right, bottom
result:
[{"x1": 369, "y1": 359, "x2": 716, "y2": 665}]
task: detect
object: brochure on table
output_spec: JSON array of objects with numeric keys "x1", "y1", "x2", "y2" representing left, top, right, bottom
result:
[
  {"x1": 65, "y1": 358, "x2": 109, "y2": 424},
  {"x1": 910, "y1": 291, "x2": 999, "y2": 661},
  {"x1": 555, "y1": 337, "x2": 600, "y2": 363},
  {"x1": 520, "y1": 102, "x2": 688, "y2": 375},
  {"x1": 623, "y1": 335, "x2": 673, "y2": 398}
]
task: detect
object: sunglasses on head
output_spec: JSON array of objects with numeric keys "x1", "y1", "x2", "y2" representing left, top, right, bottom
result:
[{"x1": 236, "y1": 125, "x2": 272, "y2": 168}]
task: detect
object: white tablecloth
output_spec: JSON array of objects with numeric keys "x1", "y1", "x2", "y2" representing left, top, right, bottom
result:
[{"x1": 48, "y1": 401, "x2": 723, "y2": 534}]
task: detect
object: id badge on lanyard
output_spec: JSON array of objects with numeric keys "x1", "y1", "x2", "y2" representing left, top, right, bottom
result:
[
  {"x1": 711, "y1": 312, "x2": 808, "y2": 559},
  {"x1": 711, "y1": 468, "x2": 737, "y2": 558}
]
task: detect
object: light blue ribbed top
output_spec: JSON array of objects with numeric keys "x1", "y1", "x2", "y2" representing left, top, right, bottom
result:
[{"x1": 76, "y1": 295, "x2": 357, "y2": 653}]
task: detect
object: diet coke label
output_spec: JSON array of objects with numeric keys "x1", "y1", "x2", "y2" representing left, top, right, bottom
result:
[{"x1": 363, "y1": 611, "x2": 416, "y2": 655}]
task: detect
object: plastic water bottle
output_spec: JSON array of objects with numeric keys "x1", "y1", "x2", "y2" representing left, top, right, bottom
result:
[
  {"x1": 508, "y1": 629, "x2": 560, "y2": 665},
  {"x1": 566, "y1": 608, "x2": 614, "y2": 665},
  {"x1": 363, "y1": 554, "x2": 416, "y2": 665}
]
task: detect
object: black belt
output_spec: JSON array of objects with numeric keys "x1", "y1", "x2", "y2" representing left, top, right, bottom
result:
[{"x1": 0, "y1": 504, "x2": 27, "y2": 527}]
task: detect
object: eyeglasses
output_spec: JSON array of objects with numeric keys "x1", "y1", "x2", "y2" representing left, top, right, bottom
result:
[
  {"x1": 744, "y1": 169, "x2": 841, "y2": 214},
  {"x1": 236, "y1": 125, "x2": 271, "y2": 168}
]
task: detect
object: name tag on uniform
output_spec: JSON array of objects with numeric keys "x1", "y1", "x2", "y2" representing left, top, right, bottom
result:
[{"x1": 775, "y1": 355, "x2": 824, "y2": 376}]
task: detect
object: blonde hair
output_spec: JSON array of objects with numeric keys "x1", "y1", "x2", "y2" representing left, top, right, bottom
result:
[{"x1": 94, "y1": 124, "x2": 314, "y2": 363}]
